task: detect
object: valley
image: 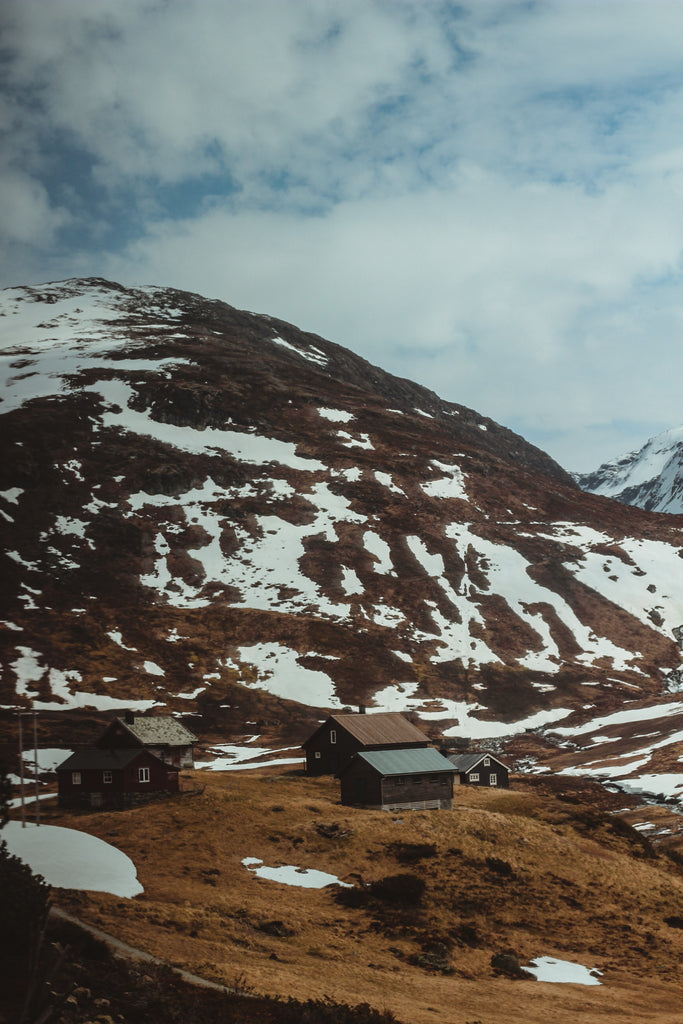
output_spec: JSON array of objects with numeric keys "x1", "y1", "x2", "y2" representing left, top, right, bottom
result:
[{"x1": 32, "y1": 762, "x2": 683, "y2": 1024}]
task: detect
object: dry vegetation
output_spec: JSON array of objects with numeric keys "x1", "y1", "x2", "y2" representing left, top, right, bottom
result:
[{"x1": 40, "y1": 767, "x2": 683, "y2": 1024}]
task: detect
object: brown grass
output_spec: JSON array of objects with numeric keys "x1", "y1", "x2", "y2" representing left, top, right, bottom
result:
[{"x1": 42, "y1": 769, "x2": 683, "y2": 1024}]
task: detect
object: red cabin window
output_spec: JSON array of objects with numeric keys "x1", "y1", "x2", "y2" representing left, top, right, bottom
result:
[
  {"x1": 138, "y1": 767, "x2": 150, "y2": 783},
  {"x1": 72, "y1": 771, "x2": 81, "y2": 786},
  {"x1": 103, "y1": 771, "x2": 113, "y2": 784}
]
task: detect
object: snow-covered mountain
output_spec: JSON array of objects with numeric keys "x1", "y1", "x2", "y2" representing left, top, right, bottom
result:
[
  {"x1": 576, "y1": 426, "x2": 683, "y2": 514},
  {"x1": 3, "y1": 279, "x2": 683, "y2": 806}
]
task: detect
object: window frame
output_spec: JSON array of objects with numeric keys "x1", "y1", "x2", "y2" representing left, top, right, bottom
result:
[
  {"x1": 138, "y1": 766, "x2": 151, "y2": 784},
  {"x1": 330, "y1": 729, "x2": 337, "y2": 745},
  {"x1": 469, "y1": 772, "x2": 480, "y2": 783},
  {"x1": 103, "y1": 770, "x2": 113, "y2": 784},
  {"x1": 72, "y1": 771, "x2": 82, "y2": 786}
]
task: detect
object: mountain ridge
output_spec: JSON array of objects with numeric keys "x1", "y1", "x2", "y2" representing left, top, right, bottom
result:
[
  {"x1": 576, "y1": 426, "x2": 683, "y2": 514},
  {"x1": 2, "y1": 278, "x2": 683, "y2": 811}
]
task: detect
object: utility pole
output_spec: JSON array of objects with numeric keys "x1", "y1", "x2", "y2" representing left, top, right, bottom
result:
[
  {"x1": 33, "y1": 709, "x2": 40, "y2": 826},
  {"x1": 18, "y1": 711, "x2": 25, "y2": 827}
]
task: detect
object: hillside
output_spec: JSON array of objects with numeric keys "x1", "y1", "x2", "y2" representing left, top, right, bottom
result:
[
  {"x1": 40, "y1": 766, "x2": 683, "y2": 1024},
  {"x1": 3, "y1": 278, "x2": 683, "y2": 805}
]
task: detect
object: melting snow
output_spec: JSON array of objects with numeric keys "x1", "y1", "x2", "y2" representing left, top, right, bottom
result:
[
  {"x1": 319, "y1": 407, "x2": 353, "y2": 423},
  {"x1": 271, "y1": 336, "x2": 327, "y2": 365},
  {"x1": 422, "y1": 462, "x2": 468, "y2": 501},
  {"x1": 227, "y1": 643, "x2": 344, "y2": 709},
  {"x1": 3, "y1": 821, "x2": 143, "y2": 897},
  {"x1": 527, "y1": 956, "x2": 601, "y2": 986},
  {"x1": 242, "y1": 858, "x2": 352, "y2": 888}
]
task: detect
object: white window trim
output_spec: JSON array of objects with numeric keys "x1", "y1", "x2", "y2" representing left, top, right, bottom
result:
[
  {"x1": 314, "y1": 751, "x2": 321, "y2": 759},
  {"x1": 138, "y1": 766, "x2": 150, "y2": 783},
  {"x1": 490, "y1": 774, "x2": 497, "y2": 786},
  {"x1": 72, "y1": 771, "x2": 81, "y2": 786},
  {"x1": 469, "y1": 772, "x2": 480, "y2": 782},
  {"x1": 330, "y1": 729, "x2": 337, "y2": 744},
  {"x1": 103, "y1": 770, "x2": 113, "y2": 784},
  {"x1": 483, "y1": 757, "x2": 490, "y2": 766}
]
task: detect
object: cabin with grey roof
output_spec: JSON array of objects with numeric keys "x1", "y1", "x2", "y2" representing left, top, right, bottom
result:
[
  {"x1": 338, "y1": 747, "x2": 456, "y2": 810},
  {"x1": 447, "y1": 751, "x2": 509, "y2": 788},
  {"x1": 97, "y1": 711, "x2": 197, "y2": 768}
]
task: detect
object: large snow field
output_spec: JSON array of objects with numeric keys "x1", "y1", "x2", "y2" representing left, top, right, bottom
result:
[
  {"x1": 5, "y1": 644, "x2": 160, "y2": 713},
  {"x1": 224, "y1": 643, "x2": 345, "y2": 709},
  {"x1": 372, "y1": 681, "x2": 572, "y2": 738},
  {"x1": 3, "y1": 821, "x2": 143, "y2": 898}
]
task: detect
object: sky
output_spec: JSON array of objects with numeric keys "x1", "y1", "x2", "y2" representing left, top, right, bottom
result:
[{"x1": 3, "y1": 0, "x2": 683, "y2": 472}]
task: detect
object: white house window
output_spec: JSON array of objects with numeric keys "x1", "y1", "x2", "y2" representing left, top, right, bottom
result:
[
  {"x1": 483, "y1": 757, "x2": 490, "y2": 766},
  {"x1": 138, "y1": 767, "x2": 150, "y2": 783},
  {"x1": 469, "y1": 773, "x2": 480, "y2": 782},
  {"x1": 314, "y1": 751, "x2": 321, "y2": 759},
  {"x1": 72, "y1": 771, "x2": 81, "y2": 785},
  {"x1": 330, "y1": 730, "x2": 337, "y2": 744},
  {"x1": 103, "y1": 771, "x2": 113, "y2": 784},
  {"x1": 490, "y1": 774, "x2": 497, "y2": 786}
]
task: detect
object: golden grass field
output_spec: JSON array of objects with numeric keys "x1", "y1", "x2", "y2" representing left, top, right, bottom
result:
[{"x1": 44, "y1": 767, "x2": 683, "y2": 1024}]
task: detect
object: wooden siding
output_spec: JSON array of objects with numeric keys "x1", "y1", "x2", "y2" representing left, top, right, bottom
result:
[
  {"x1": 339, "y1": 756, "x2": 454, "y2": 811},
  {"x1": 304, "y1": 714, "x2": 429, "y2": 776},
  {"x1": 57, "y1": 750, "x2": 178, "y2": 810}
]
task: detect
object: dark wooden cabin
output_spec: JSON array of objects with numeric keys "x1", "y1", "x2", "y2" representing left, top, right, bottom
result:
[
  {"x1": 57, "y1": 747, "x2": 179, "y2": 809},
  {"x1": 303, "y1": 711, "x2": 430, "y2": 775},
  {"x1": 97, "y1": 711, "x2": 197, "y2": 768},
  {"x1": 338, "y1": 747, "x2": 456, "y2": 810},
  {"x1": 447, "y1": 751, "x2": 509, "y2": 788}
]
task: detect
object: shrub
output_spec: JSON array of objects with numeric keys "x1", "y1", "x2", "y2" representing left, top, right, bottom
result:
[
  {"x1": 387, "y1": 842, "x2": 437, "y2": 864},
  {"x1": 485, "y1": 856, "x2": 515, "y2": 877},
  {"x1": 369, "y1": 874, "x2": 425, "y2": 907}
]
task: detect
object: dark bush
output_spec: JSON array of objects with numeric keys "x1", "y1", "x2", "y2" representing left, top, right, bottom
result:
[
  {"x1": 279, "y1": 996, "x2": 399, "y2": 1023},
  {"x1": 664, "y1": 915, "x2": 683, "y2": 929},
  {"x1": 387, "y1": 842, "x2": 437, "y2": 864},
  {"x1": 334, "y1": 884, "x2": 371, "y2": 909},
  {"x1": 369, "y1": 874, "x2": 425, "y2": 906},
  {"x1": 490, "y1": 950, "x2": 535, "y2": 980},
  {"x1": 258, "y1": 920, "x2": 295, "y2": 938},
  {"x1": 450, "y1": 922, "x2": 481, "y2": 947},
  {"x1": 485, "y1": 856, "x2": 515, "y2": 877}
]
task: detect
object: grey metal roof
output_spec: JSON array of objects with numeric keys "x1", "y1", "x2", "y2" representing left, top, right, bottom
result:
[
  {"x1": 447, "y1": 752, "x2": 507, "y2": 772},
  {"x1": 346, "y1": 747, "x2": 456, "y2": 777},
  {"x1": 118, "y1": 716, "x2": 197, "y2": 745},
  {"x1": 57, "y1": 748, "x2": 149, "y2": 771}
]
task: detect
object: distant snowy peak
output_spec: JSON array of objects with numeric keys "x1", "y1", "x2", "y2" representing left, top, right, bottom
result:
[{"x1": 577, "y1": 426, "x2": 683, "y2": 514}]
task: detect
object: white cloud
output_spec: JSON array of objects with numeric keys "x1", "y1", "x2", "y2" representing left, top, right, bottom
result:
[{"x1": 4, "y1": 0, "x2": 683, "y2": 469}]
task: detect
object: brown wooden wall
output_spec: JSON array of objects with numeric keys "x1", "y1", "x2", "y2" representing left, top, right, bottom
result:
[
  {"x1": 340, "y1": 761, "x2": 454, "y2": 809},
  {"x1": 58, "y1": 751, "x2": 178, "y2": 809}
]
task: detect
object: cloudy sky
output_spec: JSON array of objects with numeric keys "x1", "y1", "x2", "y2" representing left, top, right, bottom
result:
[{"x1": 3, "y1": 0, "x2": 683, "y2": 472}]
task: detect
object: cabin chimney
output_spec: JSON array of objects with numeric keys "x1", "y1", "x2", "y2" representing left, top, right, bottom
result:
[
  {"x1": 358, "y1": 704, "x2": 366, "y2": 715},
  {"x1": 124, "y1": 709, "x2": 135, "y2": 725}
]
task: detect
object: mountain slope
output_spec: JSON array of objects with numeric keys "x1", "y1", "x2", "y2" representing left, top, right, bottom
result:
[
  {"x1": 576, "y1": 427, "x2": 683, "y2": 513},
  {"x1": 2, "y1": 278, "x2": 683, "y2": 805}
]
